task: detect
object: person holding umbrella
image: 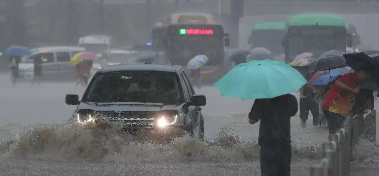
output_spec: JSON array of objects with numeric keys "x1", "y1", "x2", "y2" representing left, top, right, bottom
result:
[
  {"x1": 215, "y1": 60, "x2": 306, "y2": 176},
  {"x1": 9, "y1": 55, "x2": 21, "y2": 85},
  {"x1": 70, "y1": 52, "x2": 98, "y2": 87},
  {"x1": 247, "y1": 47, "x2": 271, "y2": 61},
  {"x1": 299, "y1": 73, "x2": 320, "y2": 128},
  {"x1": 31, "y1": 55, "x2": 44, "y2": 85},
  {"x1": 228, "y1": 50, "x2": 250, "y2": 66},
  {"x1": 322, "y1": 66, "x2": 369, "y2": 134},
  {"x1": 187, "y1": 55, "x2": 208, "y2": 89},
  {"x1": 5, "y1": 45, "x2": 31, "y2": 85}
]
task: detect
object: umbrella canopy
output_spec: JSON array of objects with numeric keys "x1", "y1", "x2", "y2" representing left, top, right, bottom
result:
[
  {"x1": 187, "y1": 55, "x2": 209, "y2": 70},
  {"x1": 363, "y1": 50, "x2": 379, "y2": 56},
  {"x1": 251, "y1": 47, "x2": 271, "y2": 56},
  {"x1": 29, "y1": 49, "x2": 47, "y2": 57},
  {"x1": 319, "y1": 50, "x2": 345, "y2": 58},
  {"x1": 214, "y1": 59, "x2": 306, "y2": 99},
  {"x1": 344, "y1": 52, "x2": 379, "y2": 71},
  {"x1": 294, "y1": 52, "x2": 313, "y2": 61},
  {"x1": 360, "y1": 80, "x2": 379, "y2": 91},
  {"x1": 307, "y1": 55, "x2": 346, "y2": 73},
  {"x1": 289, "y1": 57, "x2": 314, "y2": 67},
  {"x1": 310, "y1": 72, "x2": 344, "y2": 86},
  {"x1": 308, "y1": 66, "x2": 351, "y2": 84},
  {"x1": 228, "y1": 50, "x2": 250, "y2": 63},
  {"x1": 5, "y1": 45, "x2": 31, "y2": 56},
  {"x1": 70, "y1": 52, "x2": 98, "y2": 66}
]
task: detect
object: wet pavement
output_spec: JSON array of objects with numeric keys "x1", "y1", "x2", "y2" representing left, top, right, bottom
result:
[{"x1": 0, "y1": 74, "x2": 377, "y2": 175}]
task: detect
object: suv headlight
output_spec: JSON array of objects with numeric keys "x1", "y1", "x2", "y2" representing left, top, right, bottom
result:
[
  {"x1": 73, "y1": 112, "x2": 96, "y2": 125},
  {"x1": 155, "y1": 113, "x2": 183, "y2": 128}
]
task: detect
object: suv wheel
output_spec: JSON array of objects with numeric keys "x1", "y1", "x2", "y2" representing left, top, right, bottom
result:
[{"x1": 190, "y1": 116, "x2": 204, "y2": 141}]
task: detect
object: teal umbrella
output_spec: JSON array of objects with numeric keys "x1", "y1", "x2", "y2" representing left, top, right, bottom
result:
[{"x1": 215, "y1": 59, "x2": 307, "y2": 99}]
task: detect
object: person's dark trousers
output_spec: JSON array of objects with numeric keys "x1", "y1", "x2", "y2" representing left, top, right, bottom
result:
[
  {"x1": 300, "y1": 97, "x2": 320, "y2": 126},
  {"x1": 323, "y1": 110, "x2": 345, "y2": 134},
  {"x1": 260, "y1": 143, "x2": 291, "y2": 176}
]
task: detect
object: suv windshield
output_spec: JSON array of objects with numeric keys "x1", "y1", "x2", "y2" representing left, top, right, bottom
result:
[{"x1": 83, "y1": 71, "x2": 184, "y2": 105}]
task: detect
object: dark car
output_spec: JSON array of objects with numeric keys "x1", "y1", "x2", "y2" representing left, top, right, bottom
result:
[{"x1": 65, "y1": 64, "x2": 206, "y2": 140}]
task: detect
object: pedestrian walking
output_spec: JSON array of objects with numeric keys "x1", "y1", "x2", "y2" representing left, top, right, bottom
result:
[
  {"x1": 31, "y1": 56, "x2": 43, "y2": 85},
  {"x1": 249, "y1": 94, "x2": 298, "y2": 176},
  {"x1": 189, "y1": 68, "x2": 202, "y2": 89},
  {"x1": 322, "y1": 67, "x2": 369, "y2": 134},
  {"x1": 299, "y1": 83, "x2": 320, "y2": 128},
  {"x1": 9, "y1": 55, "x2": 20, "y2": 85},
  {"x1": 214, "y1": 59, "x2": 306, "y2": 176},
  {"x1": 75, "y1": 60, "x2": 91, "y2": 87}
]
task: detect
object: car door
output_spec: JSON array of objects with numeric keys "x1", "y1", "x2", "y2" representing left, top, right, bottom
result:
[
  {"x1": 180, "y1": 71, "x2": 200, "y2": 127},
  {"x1": 56, "y1": 52, "x2": 76, "y2": 80}
]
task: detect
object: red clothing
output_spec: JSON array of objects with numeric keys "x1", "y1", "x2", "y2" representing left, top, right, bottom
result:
[
  {"x1": 76, "y1": 62, "x2": 91, "y2": 75},
  {"x1": 189, "y1": 69, "x2": 201, "y2": 78},
  {"x1": 322, "y1": 73, "x2": 358, "y2": 116}
]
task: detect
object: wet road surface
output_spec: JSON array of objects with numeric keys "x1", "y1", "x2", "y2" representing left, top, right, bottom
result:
[{"x1": 0, "y1": 74, "x2": 377, "y2": 175}]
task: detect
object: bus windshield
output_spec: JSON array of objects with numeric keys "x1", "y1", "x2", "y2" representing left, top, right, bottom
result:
[
  {"x1": 286, "y1": 27, "x2": 346, "y2": 59},
  {"x1": 250, "y1": 30, "x2": 285, "y2": 55},
  {"x1": 168, "y1": 37, "x2": 222, "y2": 59}
]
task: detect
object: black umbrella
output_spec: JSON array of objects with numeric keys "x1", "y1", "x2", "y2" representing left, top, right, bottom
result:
[
  {"x1": 343, "y1": 52, "x2": 378, "y2": 71},
  {"x1": 228, "y1": 50, "x2": 250, "y2": 64},
  {"x1": 307, "y1": 55, "x2": 347, "y2": 73},
  {"x1": 360, "y1": 80, "x2": 379, "y2": 91},
  {"x1": 363, "y1": 50, "x2": 379, "y2": 56}
]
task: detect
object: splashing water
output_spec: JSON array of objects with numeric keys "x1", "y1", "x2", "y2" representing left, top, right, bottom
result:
[{"x1": 0, "y1": 123, "x2": 323, "y2": 163}]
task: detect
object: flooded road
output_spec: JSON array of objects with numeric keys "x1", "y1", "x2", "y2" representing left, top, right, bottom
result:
[{"x1": 0, "y1": 74, "x2": 377, "y2": 175}]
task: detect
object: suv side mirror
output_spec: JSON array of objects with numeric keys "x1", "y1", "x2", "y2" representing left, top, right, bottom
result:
[
  {"x1": 66, "y1": 94, "x2": 79, "y2": 105},
  {"x1": 190, "y1": 95, "x2": 206, "y2": 106}
]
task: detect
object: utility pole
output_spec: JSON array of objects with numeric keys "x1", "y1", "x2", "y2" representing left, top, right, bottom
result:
[
  {"x1": 146, "y1": 0, "x2": 152, "y2": 31},
  {"x1": 67, "y1": 0, "x2": 74, "y2": 43},
  {"x1": 99, "y1": 0, "x2": 104, "y2": 33},
  {"x1": 230, "y1": 0, "x2": 244, "y2": 47},
  {"x1": 218, "y1": 0, "x2": 222, "y2": 15},
  {"x1": 175, "y1": 0, "x2": 179, "y2": 10}
]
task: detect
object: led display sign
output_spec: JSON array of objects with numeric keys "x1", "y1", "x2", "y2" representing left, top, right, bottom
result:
[{"x1": 179, "y1": 29, "x2": 214, "y2": 35}]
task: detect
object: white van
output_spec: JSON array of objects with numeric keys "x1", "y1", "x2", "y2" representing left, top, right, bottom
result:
[{"x1": 18, "y1": 46, "x2": 85, "y2": 81}]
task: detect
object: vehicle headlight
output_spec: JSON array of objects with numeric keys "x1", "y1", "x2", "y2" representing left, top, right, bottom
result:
[
  {"x1": 76, "y1": 113, "x2": 96, "y2": 125},
  {"x1": 156, "y1": 115, "x2": 178, "y2": 128}
]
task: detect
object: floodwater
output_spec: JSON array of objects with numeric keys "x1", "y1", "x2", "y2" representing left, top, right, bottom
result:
[{"x1": 0, "y1": 74, "x2": 377, "y2": 176}]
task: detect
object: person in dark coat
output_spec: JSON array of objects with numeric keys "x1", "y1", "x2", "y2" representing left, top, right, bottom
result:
[
  {"x1": 9, "y1": 55, "x2": 20, "y2": 85},
  {"x1": 300, "y1": 83, "x2": 320, "y2": 127},
  {"x1": 32, "y1": 56, "x2": 43, "y2": 85},
  {"x1": 249, "y1": 94, "x2": 298, "y2": 176}
]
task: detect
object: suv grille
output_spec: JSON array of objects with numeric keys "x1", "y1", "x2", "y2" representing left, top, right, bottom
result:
[{"x1": 95, "y1": 111, "x2": 155, "y2": 127}]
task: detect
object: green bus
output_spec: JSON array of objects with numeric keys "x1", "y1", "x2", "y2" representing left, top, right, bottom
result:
[
  {"x1": 248, "y1": 22, "x2": 286, "y2": 56},
  {"x1": 282, "y1": 14, "x2": 352, "y2": 63}
]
